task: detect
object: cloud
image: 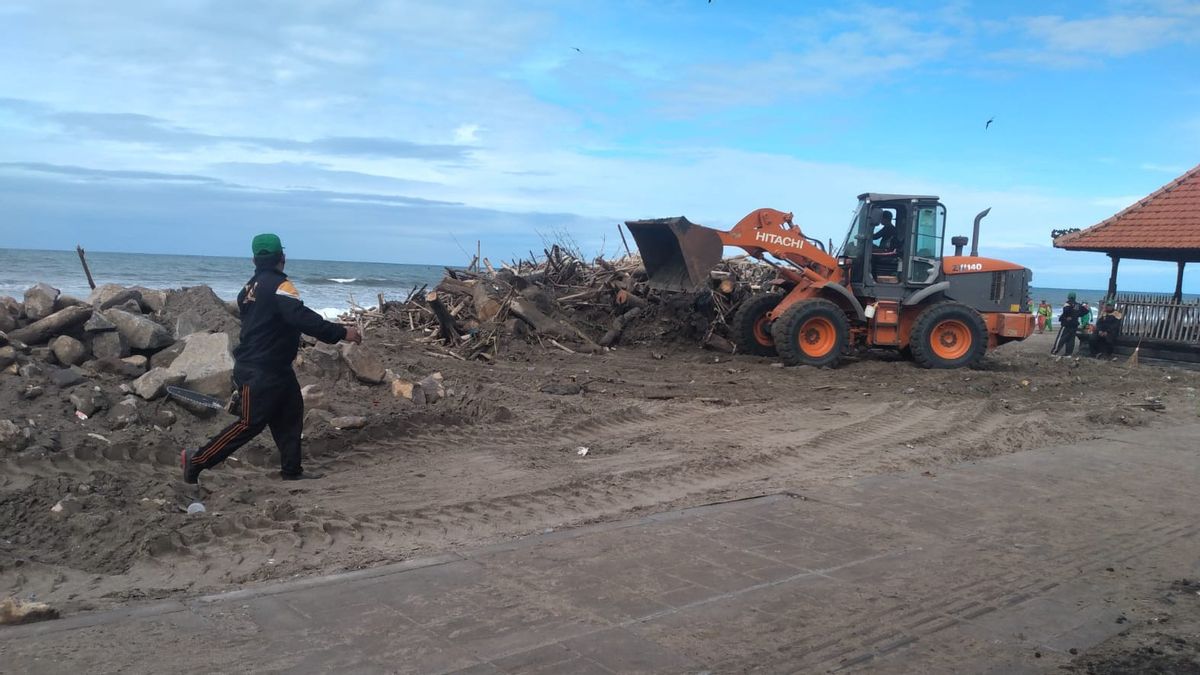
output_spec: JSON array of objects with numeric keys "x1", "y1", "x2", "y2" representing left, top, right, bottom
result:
[
  {"x1": 12, "y1": 103, "x2": 475, "y2": 161},
  {"x1": 993, "y1": 8, "x2": 1200, "y2": 66},
  {"x1": 0, "y1": 161, "x2": 225, "y2": 184}
]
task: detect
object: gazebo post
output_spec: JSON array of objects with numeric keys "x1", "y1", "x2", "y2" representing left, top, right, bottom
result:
[
  {"x1": 1106, "y1": 255, "x2": 1120, "y2": 302},
  {"x1": 1174, "y1": 261, "x2": 1186, "y2": 303}
]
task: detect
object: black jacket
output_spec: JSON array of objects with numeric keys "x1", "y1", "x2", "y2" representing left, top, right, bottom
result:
[
  {"x1": 1096, "y1": 313, "x2": 1121, "y2": 337},
  {"x1": 233, "y1": 265, "x2": 347, "y2": 370},
  {"x1": 1059, "y1": 300, "x2": 1082, "y2": 327}
]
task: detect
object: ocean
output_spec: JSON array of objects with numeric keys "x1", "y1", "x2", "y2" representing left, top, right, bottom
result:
[
  {"x1": 0, "y1": 248, "x2": 448, "y2": 318},
  {"x1": 1, "y1": 248, "x2": 1190, "y2": 317}
]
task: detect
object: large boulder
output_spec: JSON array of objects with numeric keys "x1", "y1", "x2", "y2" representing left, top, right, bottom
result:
[
  {"x1": 103, "y1": 308, "x2": 173, "y2": 350},
  {"x1": 149, "y1": 340, "x2": 186, "y2": 370},
  {"x1": 88, "y1": 284, "x2": 148, "y2": 311},
  {"x1": 0, "y1": 345, "x2": 16, "y2": 370},
  {"x1": 8, "y1": 305, "x2": 91, "y2": 345},
  {"x1": 130, "y1": 287, "x2": 168, "y2": 313},
  {"x1": 167, "y1": 332, "x2": 234, "y2": 397},
  {"x1": 174, "y1": 310, "x2": 206, "y2": 339},
  {"x1": 23, "y1": 283, "x2": 60, "y2": 321},
  {"x1": 50, "y1": 335, "x2": 88, "y2": 366},
  {"x1": 300, "y1": 342, "x2": 346, "y2": 380},
  {"x1": 0, "y1": 296, "x2": 22, "y2": 330},
  {"x1": 84, "y1": 311, "x2": 117, "y2": 333},
  {"x1": 0, "y1": 419, "x2": 28, "y2": 453},
  {"x1": 132, "y1": 367, "x2": 186, "y2": 400},
  {"x1": 341, "y1": 344, "x2": 385, "y2": 384},
  {"x1": 91, "y1": 330, "x2": 130, "y2": 360},
  {"x1": 162, "y1": 286, "x2": 241, "y2": 344}
]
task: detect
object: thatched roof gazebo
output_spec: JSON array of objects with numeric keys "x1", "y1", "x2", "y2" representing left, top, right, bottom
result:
[{"x1": 1055, "y1": 164, "x2": 1200, "y2": 354}]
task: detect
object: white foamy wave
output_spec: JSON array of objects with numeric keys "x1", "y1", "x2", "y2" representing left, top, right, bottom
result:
[
  {"x1": 329, "y1": 277, "x2": 357, "y2": 283},
  {"x1": 315, "y1": 307, "x2": 347, "y2": 319}
]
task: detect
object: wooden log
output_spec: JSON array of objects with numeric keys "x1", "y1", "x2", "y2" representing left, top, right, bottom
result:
[
  {"x1": 436, "y1": 277, "x2": 476, "y2": 297},
  {"x1": 472, "y1": 281, "x2": 505, "y2": 322},
  {"x1": 509, "y1": 298, "x2": 603, "y2": 353},
  {"x1": 600, "y1": 307, "x2": 644, "y2": 347},
  {"x1": 425, "y1": 291, "x2": 461, "y2": 344},
  {"x1": 8, "y1": 305, "x2": 92, "y2": 345},
  {"x1": 75, "y1": 246, "x2": 96, "y2": 290},
  {"x1": 615, "y1": 289, "x2": 648, "y2": 309},
  {"x1": 702, "y1": 332, "x2": 736, "y2": 354}
]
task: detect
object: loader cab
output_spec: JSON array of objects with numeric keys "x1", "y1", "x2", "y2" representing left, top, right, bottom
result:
[{"x1": 838, "y1": 193, "x2": 946, "y2": 298}]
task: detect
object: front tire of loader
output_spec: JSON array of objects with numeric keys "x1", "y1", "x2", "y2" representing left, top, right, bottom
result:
[
  {"x1": 772, "y1": 298, "x2": 849, "y2": 368},
  {"x1": 732, "y1": 294, "x2": 782, "y2": 356},
  {"x1": 909, "y1": 302, "x2": 987, "y2": 369}
]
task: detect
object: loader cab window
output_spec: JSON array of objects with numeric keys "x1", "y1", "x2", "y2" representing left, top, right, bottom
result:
[
  {"x1": 839, "y1": 202, "x2": 868, "y2": 284},
  {"x1": 869, "y1": 204, "x2": 905, "y2": 282},
  {"x1": 908, "y1": 204, "x2": 946, "y2": 285}
]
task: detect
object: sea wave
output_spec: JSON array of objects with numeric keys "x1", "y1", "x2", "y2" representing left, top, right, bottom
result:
[{"x1": 329, "y1": 277, "x2": 357, "y2": 283}]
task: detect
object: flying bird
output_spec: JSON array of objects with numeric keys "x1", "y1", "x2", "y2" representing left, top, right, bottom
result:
[
  {"x1": 572, "y1": 47, "x2": 581, "y2": 52},
  {"x1": 985, "y1": 117, "x2": 994, "y2": 130}
]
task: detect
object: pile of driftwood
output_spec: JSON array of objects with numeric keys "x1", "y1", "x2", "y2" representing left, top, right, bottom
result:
[{"x1": 360, "y1": 244, "x2": 778, "y2": 360}]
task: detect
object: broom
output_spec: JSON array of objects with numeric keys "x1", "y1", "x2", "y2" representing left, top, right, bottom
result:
[{"x1": 1126, "y1": 337, "x2": 1143, "y2": 367}]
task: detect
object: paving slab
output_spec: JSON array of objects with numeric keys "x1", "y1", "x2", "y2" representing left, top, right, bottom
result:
[{"x1": 2, "y1": 425, "x2": 1199, "y2": 673}]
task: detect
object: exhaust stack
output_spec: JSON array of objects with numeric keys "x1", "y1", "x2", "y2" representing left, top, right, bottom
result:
[{"x1": 970, "y1": 208, "x2": 991, "y2": 257}]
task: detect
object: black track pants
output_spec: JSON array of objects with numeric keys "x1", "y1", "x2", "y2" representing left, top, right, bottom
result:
[{"x1": 194, "y1": 366, "x2": 304, "y2": 477}]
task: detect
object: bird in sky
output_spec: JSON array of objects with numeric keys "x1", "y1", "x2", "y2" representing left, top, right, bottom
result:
[
  {"x1": 985, "y1": 117, "x2": 994, "y2": 130},
  {"x1": 572, "y1": 47, "x2": 581, "y2": 52}
]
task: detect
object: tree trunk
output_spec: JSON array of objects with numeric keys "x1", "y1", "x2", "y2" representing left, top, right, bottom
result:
[{"x1": 425, "y1": 292, "x2": 461, "y2": 344}]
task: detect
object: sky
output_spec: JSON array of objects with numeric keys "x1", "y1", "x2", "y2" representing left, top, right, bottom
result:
[{"x1": 1, "y1": 0, "x2": 1199, "y2": 292}]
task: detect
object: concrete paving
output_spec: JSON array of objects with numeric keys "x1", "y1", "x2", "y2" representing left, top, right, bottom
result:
[{"x1": 2, "y1": 424, "x2": 1198, "y2": 673}]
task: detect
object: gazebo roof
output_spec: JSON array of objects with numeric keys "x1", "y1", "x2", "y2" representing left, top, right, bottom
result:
[{"x1": 1054, "y1": 163, "x2": 1200, "y2": 261}]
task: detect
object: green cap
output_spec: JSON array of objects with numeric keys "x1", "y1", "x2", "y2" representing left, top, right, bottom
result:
[
  {"x1": 1067, "y1": 292, "x2": 1076, "y2": 300},
  {"x1": 251, "y1": 233, "x2": 283, "y2": 256}
]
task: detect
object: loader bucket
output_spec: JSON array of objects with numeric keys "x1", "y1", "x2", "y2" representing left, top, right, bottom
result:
[{"x1": 624, "y1": 217, "x2": 724, "y2": 291}]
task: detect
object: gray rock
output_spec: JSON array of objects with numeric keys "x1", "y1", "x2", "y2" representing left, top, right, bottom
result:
[
  {"x1": 539, "y1": 382, "x2": 581, "y2": 396},
  {"x1": 51, "y1": 335, "x2": 88, "y2": 366},
  {"x1": 108, "y1": 397, "x2": 141, "y2": 429},
  {"x1": 163, "y1": 286, "x2": 241, "y2": 343},
  {"x1": 69, "y1": 389, "x2": 108, "y2": 416},
  {"x1": 132, "y1": 367, "x2": 186, "y2": 400},
  {"x1": 130, "y1": 287, "x2": 167, "y2": 313},
  {"x1": 341, "y1": 344, "x2": 385, "y2": 384},
  {"x1": 0, "y1": 419, "x2": 28, "y2": 453},
  {"x1": 0, "y1": 330, "x2": 7, "y2": 347},
  {"x1": 151, "y1": 409, "x2": 177, "y2": 428},
  {"x1": 301, "y1": 342, "x2": 346, "y2": 379},
  {"x1": 114, "y1": 299, "x2": 143, "y2": 314},
  {"x1": 21, "y1": 384, "x2": 44, "y2": 400},
  {"x1": 84, "y1": 311, "x2": 117, "y2": 333},
  {"x1": 149, "y1": 340, "x2": 186, "y2": 370},
  {"x1": 330, "y1": 415, "x2": 368, "y2": 430},
  {"x1": 418, "y1": 373, "x2": 446, "y2": 403},
  {"x1": 300, "y1": 384, "x2": 329, "y2": 410},
  {"x1": 19, "y1": 362, "x2": 45, "y2": 379},
  {"x1": 87, "y1": 357, "x2": 146, "y2": 379},
  {"x1": 57, "y1": 295, "x2": 87, "y2": 309},
  {"x1": 87, "y1": 284, "x2": 121, "y2": 305},
  {"x1": 48, "y1": 366, "x2": 84, "y2": 388},
  {"x1": 103, "y1": 308, "x2": 173, "y2": 350},
  {"x1": 90, "y1": 330, "x2": 130, "y2": 360},
  {"x1": 0, "y1": 311, "x2": 16, "y2": 333},
  {"x1": 23, "y1": 283, "x2": 60, "y2": 321},
  {"x1": 174, "y1": 309, "x2": 206, "y2": 339},
  {"x1": 121, "y1": 355, "x2": 148, "y2": 375},
  {"x1": 7, "y1": 305, "x2": 92, "y2": 345},
  {"x1": 167, "y1": 332, "x2": 234, "y2": 397},
  {"x1": 30, "y1": 346, "x2": 55, "y2": 364},
  {"x1": 0, "y1": 345, "x2": 16, "y2": 370}
]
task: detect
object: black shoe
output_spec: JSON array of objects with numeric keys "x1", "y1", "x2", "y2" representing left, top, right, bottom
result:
[
  {"x1": 181, "y1": 448, "x2": 201, "y2": 484},
  {"x1": 280, "y1": 471, "x2": 323, "y2": 481}
]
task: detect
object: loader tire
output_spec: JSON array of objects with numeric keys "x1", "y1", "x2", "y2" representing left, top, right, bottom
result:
[
  {"x1": 731, "y1": 294, "x2": 782, "y2": 356},
  {"x1": 910, "y1": 302, "x2": 987, "y2": 369},
  {"x1": 772, "y1": 298, "x2": 848, "y2": 368}
]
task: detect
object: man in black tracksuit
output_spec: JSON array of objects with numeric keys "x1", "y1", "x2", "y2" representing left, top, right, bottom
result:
[
  {"x1": 1052, "y1": 292, "x2": 1083, "y2": 356},
  {"x1": 181, "y1": 233, "x2": 361, "y2": 483}
]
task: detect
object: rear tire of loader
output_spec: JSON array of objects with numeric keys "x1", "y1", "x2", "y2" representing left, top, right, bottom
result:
[
  {"x1": 910, "y1": 302, "x2": 987, "y2": 369},
  {"x1": 732, "y1": 294, "x2": 782, "y2": 356},
  {"x1": 772, "y1": 298, "x2": 849, "y2": 368}
]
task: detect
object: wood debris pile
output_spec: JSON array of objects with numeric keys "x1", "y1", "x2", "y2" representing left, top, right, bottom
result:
[{"x1": 341, "y1": 245, "x2": 778, "y2": 360}]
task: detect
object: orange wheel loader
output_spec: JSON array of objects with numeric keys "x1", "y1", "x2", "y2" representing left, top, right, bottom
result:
[{"x1": 625, "y1": 193, "x2": 1035, "y2": 368}]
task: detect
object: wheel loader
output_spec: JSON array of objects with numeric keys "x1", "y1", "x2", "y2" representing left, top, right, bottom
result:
[{"x1": 625, "y1": 193, "x2": 1035, "y2": 368}]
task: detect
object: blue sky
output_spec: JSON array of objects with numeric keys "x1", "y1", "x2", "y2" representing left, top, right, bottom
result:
[{"x1": 1, "y1": 0, "x2": 1198, "y2": 291}]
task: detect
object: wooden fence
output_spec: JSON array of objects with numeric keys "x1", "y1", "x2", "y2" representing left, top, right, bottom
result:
[{"x1": 1115, "y1": 293, "x2": 1200, "y2": 344}]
